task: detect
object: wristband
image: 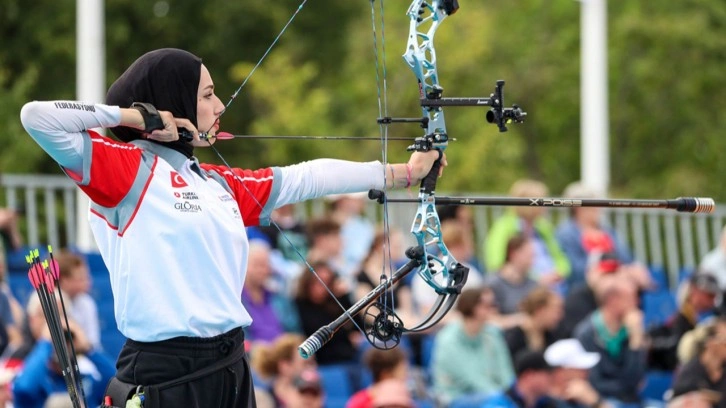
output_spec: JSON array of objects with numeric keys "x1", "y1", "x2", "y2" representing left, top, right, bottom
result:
[{"x1": 130, "y1": 102, "x2": 165, "y2": 133}]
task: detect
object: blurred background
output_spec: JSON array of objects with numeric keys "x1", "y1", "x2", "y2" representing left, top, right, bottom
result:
[{"x1": 0, "y1": 1, "x2": 725, "y2": 407}]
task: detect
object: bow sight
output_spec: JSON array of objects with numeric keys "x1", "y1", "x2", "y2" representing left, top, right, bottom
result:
[
  {"x1": 421, "y1": 80, "x2": 527, "y2": 132},
  {"x1": 378, "y1": 79, "x2": 527, "y2": 134}
]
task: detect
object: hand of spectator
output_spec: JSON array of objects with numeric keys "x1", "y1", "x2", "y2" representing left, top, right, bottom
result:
[
  {"x1": 621, "y1": 262, "x2": 653, "y2": 290},
  {"x1": 67, "y1": 319, "x2": 92, "y2": 354},
  {"x1": 563, "y1": 378, "x2": 600, "y2": 406},
  {"x1": 0, "y1": 208, "x2": 22, "y2": 249},
  {"x1": 668, "y1": 391, "x2": 719, "y2": 408},
  {"x1": 519, "y1": 314, "x2": 535, "y2": 332},
  {"x1": 623, "y1": 309, "x2": 645, "y2": 348},
  {"x1": 332, "y1": 277, "x2": 350, "y2": 298},
  {"x1": 40, "y1": 324, "x2": 53, "y2": 342},
  {"x1": 538, "y1": 271, "x2": 563, "y2": 286},
  {"x1": 0, "y1": 209, "x2": 16, "y2": 228}
]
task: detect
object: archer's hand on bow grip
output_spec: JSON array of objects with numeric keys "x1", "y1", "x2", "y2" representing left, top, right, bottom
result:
[{"x1": 419, "y1": 150, "x2": 445, "y2": 194}]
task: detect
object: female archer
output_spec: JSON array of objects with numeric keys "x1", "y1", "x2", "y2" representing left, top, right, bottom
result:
[{"x1": 20, "y1": 48, "x2": 443, "y2": 408}]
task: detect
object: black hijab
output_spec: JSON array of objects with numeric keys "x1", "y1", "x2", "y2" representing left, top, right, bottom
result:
[{"x1": 106, "y1": 48, "x2": 202, "y2": 158}]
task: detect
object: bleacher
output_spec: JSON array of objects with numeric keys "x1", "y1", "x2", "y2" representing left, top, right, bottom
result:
[{"x1": 2, "y1": 173, "x2": 725, "y2": 405}]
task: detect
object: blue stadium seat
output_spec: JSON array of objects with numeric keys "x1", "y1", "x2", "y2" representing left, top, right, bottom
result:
[
  {"x1": 319, "y1": 364, "x2": 354, "y2": 408},
  {"x1": 5, "y1": 246, "x2": 48, "y2": 275},
  {"x1": 642, "y1": 290, "x2": 677, "y2": 329},
  {"x1": 420, "y1": 334, "x2": 436, "y2": 369},
  {"x1": 8, "y1": 271, "x2": 34, "y2": 308},
  {"x1": 639, "y1": 370, "x2": 673, "y2": 402},
  {"x1": 648, "y1": 266, "x2": 669, "y2": 292}
]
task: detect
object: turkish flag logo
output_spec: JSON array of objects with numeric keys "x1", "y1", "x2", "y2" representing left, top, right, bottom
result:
[{"x1": 170, "y1": 172, "x2": 188, "y2": 188}]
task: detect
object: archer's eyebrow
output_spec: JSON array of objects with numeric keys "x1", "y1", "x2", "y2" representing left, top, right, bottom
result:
[{"x1": 202, "y1": 84, "x2": 215, "y2": 92}]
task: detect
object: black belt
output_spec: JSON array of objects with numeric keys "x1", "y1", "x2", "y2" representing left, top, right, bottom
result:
[{"x1": 103, "y1": 328, "x2": 247, "y2": 408}]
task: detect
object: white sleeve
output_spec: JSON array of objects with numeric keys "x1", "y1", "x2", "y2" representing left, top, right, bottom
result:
[
  {"x1": 275, "y1": 159, "x2": 385, "y2": 206},
  {"x1": 20, "y1": 101, "x2": 122, "y2": 174}
]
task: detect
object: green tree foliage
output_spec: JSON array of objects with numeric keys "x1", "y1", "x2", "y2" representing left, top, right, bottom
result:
[{"x1": 1, "y1": 0, "x2": 724, "y2": 200}]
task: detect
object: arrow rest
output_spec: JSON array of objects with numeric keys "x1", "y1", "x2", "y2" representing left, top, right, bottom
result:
[{"x1": 364, "y1": 302, "x2": 404, "y2": 350}]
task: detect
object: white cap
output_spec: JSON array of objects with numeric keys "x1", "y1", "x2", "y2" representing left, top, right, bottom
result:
[{"x1": 544, "y1": 339, "x2": 601, "y2": 369}]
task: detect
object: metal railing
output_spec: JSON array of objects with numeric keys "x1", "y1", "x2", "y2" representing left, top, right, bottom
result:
[
  {"x1": 1, "y1": 174, "x2": 78, "y2": 250},
  {"x1": 3, "y1": 173, "x2": 725, "y2": 289}
]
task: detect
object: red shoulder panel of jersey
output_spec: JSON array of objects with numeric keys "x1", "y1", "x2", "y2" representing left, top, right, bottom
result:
[
  {"x1": 201, "y1": 164, "x2": 274, "y2": 226},
  {"x1": 80, "y1": 130, "x2": 142, "y2": 208}
]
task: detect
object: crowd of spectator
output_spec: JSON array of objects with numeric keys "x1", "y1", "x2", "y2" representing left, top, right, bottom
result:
[{"x1": 1, "y1": 182, "x2": 725, "y2": 408}]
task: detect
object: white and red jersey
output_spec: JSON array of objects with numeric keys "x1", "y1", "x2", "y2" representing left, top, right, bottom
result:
[
  {"x1": 78, "y1": 131, "x2": 280, "y2": 341},
  {"x1": 20, "y1": 101, "x2": 386, "y2": 342}
]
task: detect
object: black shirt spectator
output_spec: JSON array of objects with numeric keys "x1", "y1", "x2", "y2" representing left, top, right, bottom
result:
[
  {"x1": 295, "y1": 260, "x2": 360, "y2": 365},
  {"x1": 648, "y1": 273, "x2": 719, "y2": 371}
]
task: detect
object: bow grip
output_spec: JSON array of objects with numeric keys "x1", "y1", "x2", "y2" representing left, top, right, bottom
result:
[{"x1": 420, "y1": 149, "x2": 444, "y2": 195}]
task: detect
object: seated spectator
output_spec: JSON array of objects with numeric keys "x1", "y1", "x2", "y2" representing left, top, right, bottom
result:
[
  {"x1": 9, "y1": 291, "x2": 54, "y2": 362},
  {"x1": 677, "y1": 302, "x2": 726, "y2": 364},
  {"x1": 440, "y1": 220, "x2": 485, "y2": 279},
  {"x1": 242, "y1": 241, "x2": 300, "y2": 344},
  {"x1": 56, "y1": 249, "x2": 101, "y2": 350},
  {"x1": 670, "y1": 311, "x2": 726, "y2": 408},
  {"x1": 505, "y1": 287, "x2": 564, "y2": 361},
  {"x1": 327, "y1": 193, "x2": 376, "y2": 279},
  {"x1": 485, "y1": 179, "x2": 570, "y2": 286},
  {"x1": 295, "y1": 260, "x2": 360, "y2": 365},
  {"x1": 306, "y1": 218, "x2": 349, "y2": 286},
  {"x1": 487, "y1": 233, "x2": 540, "y2": 316},
  {"x1": 0, "y1": 207, "x2": 22, "y2": 259},
  {"x1": 12, "y1": 316, "x2": 116, "y2": 408},
  {"x1": 251, "y1": 333, "x2": 316, "y2": 407},
  {"x1": 560, "y1": 255, "x2": 618, "y2": 338},
  {"x1": 436, "y1": 203, "x2": 485, "y2": 274},
  {"x1": 287, "y1": 368, "x2": 325, "y2": 408},
  {"x1": 370, "y1": 379, "x2": 414, "y2": 408},
  {"x1": 544, "y1": 338, "x2": 609, "y2": 408},
  {"x1": 668, "y1": 391, "x2": 721, "y2": 408},
  {"x1": 251, "y1": 203, "x2": 309, "y2": 264},
  {"x1": 431, "y1": 286, "x2": 514, "y2": 405},
  {"x1": 0, "y1": 282, "x2": 21, "y2": 358},
  {"x1": 574, "y1": 275, "x2": 646, "y2": 406},
  {"x1": 480, "y1": 350, "x2": 555, "y2": 408},
  {"x1": 346, "y1": 347, "x2": 410, "y2": 408},
  {"x1": 556, "y1": 182, "x2": 648, "y2": 290},
  {"x1": 648, "y1": 272, "x2": 719, "y2": 371},
  {"x1": 699, "y1": 224, "x2": 726, "y2": 291}
]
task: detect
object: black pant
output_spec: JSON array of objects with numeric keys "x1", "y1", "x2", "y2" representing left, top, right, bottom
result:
[{"x1": 114, "y1": 327, "x2": 256, "y2": 408}]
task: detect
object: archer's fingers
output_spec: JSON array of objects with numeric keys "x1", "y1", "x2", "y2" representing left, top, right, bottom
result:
[
  {"x1": 175, "y1": 118, "x2": 199, "y2": 141},
  {"x1": 438, "y1": 153, "x2": 447, "y2": 177},
  {"x1": 147, "y1": 127, "x2": 179, "y2": 142},
  {"x1": 146, "y1": 111, "x2": 179, "y2": 142}
]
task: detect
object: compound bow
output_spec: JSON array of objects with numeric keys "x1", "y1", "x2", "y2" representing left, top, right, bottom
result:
[
  {"x1": 298, "y1": 0, "x2": 526, "y2": 357},
  {"x1": 198, "y1": 0, "x2": 527, "y2": 358}
]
